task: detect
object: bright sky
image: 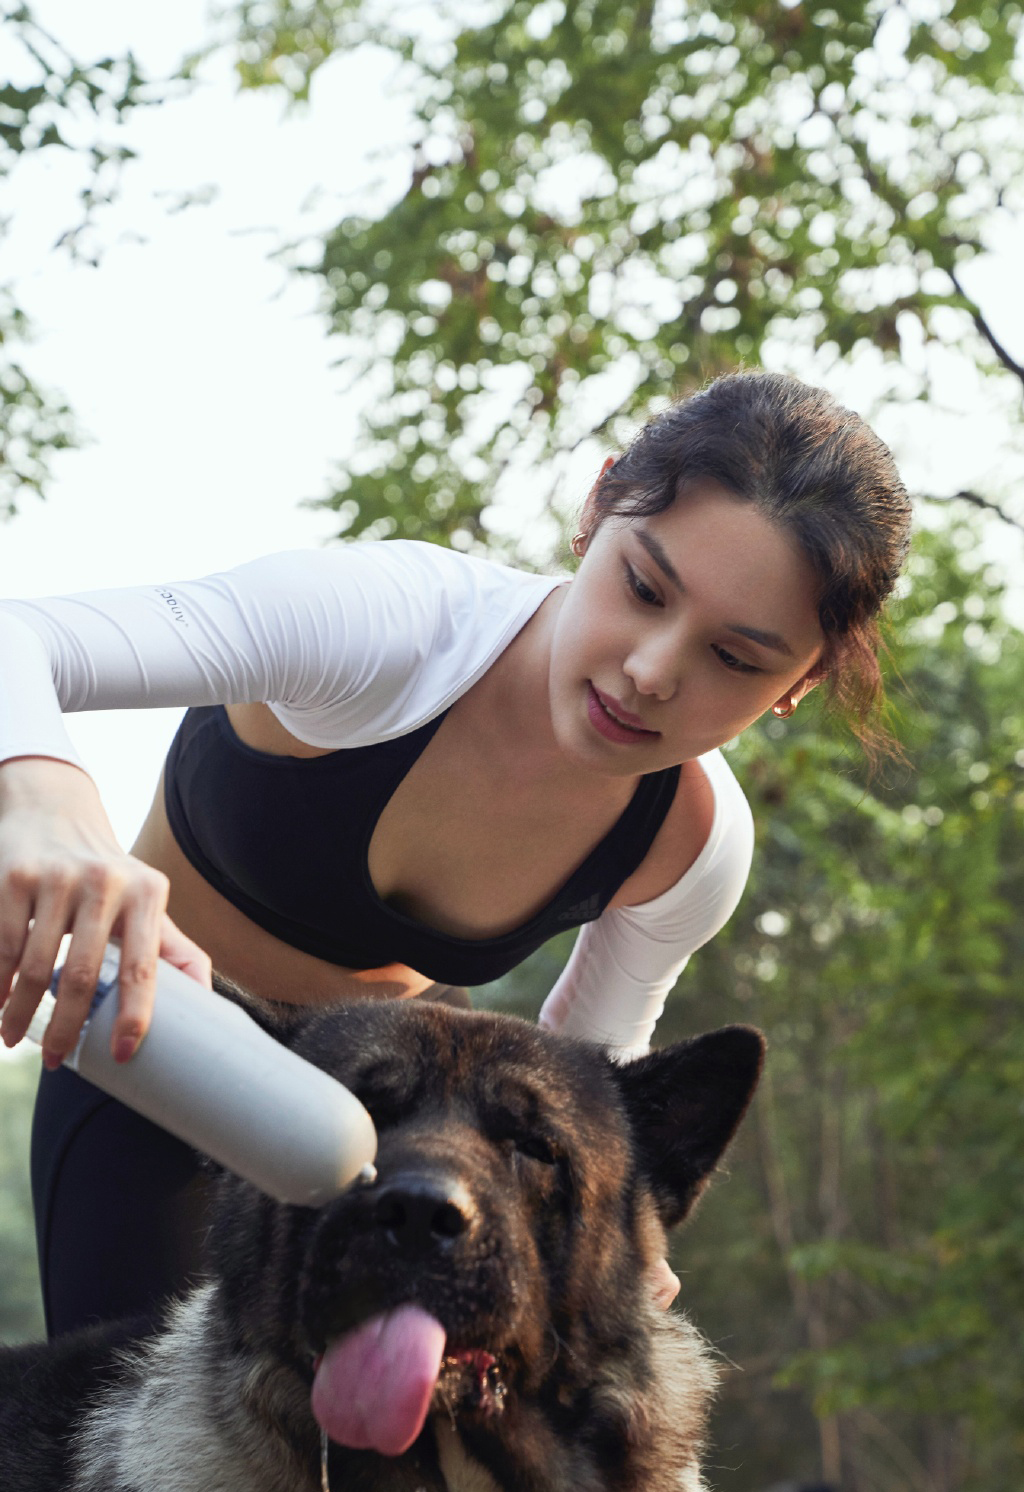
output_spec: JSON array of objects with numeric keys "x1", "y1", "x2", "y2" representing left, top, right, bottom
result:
[{"x1": 0, "y1": 1, "x2": 1022, "y2": 988}]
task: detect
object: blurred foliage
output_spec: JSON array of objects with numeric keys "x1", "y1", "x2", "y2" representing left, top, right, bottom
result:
[
  {"x1": 0, "y1": 1055, "x2": 44, "y2": 1343},
  {"x1": 0, "y1": 3, "x2": 149, "y2": 516},
  {"x1": 229, "y1": 0, "x2": 1024, "y2": 553},
  {"x1": 487, "y1": 518, "x2": 1024, "y2": 1491}
]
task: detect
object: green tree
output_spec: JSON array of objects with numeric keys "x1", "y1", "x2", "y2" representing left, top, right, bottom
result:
[{"x1": 228, "y1": 0, "x2": 1024, "y2": 552}]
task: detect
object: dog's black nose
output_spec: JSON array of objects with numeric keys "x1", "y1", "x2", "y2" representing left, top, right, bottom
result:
[{"x1": 372, "y1": 1174, "x2": 473, "y2": 1255}]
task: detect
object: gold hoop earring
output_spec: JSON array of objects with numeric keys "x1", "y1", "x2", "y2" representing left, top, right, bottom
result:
[
  {"x1": 570, "y1": 532, "x2": 587, "y2": 558},
  {"x1": 772, "y1": 698, "x2": 797, "y2": 719}
]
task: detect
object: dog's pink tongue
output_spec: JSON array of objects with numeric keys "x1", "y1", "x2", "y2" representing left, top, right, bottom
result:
[{"x1": 311, "y1": 1305, "x2": 446, "y2": 1457}]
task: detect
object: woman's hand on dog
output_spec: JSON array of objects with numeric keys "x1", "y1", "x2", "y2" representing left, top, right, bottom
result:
[
  {"x1": 0, "y1": 757, "x2": 212, "y2": 1066},
  {"x1": 649, "y1": 1257, "x2": 681, "y2": 1311}
]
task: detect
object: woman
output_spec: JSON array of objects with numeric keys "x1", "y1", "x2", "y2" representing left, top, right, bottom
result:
[{"x1": 0, "y1": 370, "x2": 911, "y2": 1337}]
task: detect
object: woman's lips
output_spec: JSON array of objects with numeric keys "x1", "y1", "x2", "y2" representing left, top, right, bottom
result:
[{"x1": 587, "y1": 684, "x2": 659, "y2": 745}]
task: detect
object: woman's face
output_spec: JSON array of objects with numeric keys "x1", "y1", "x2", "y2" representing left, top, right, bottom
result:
[{"x1": 548, "y1": 478, "x2": 827, "y2": 775}]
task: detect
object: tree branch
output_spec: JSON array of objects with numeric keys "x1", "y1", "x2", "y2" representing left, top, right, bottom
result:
[
  {"x1": 923, "y1": 488, "x2": 1024, "y2": 536},
  {"x1": 950, "y1": 267, "x2": 1024, "y2": 393}
]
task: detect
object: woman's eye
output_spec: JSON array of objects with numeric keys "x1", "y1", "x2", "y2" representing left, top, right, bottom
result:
[
  {"x1": 714, "y1": 645, "x2": 759, "y2": 674},
  {"x1": 626, "y1": 566, "x2": 659, "y2": 606}
]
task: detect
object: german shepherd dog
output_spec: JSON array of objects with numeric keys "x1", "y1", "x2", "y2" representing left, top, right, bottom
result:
[{"x1": 0, "y1": 998, "x2": 763, "y2": 1492}]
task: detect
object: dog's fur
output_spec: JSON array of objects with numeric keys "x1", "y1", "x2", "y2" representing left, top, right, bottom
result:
[{"x1": 0, "y1": 998, "x2": 763, "y2": 1491}]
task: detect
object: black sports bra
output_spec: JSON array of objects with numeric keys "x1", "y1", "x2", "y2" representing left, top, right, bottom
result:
[{"x1": 163, "y1": 705, "x2": 680, "y2": 987}]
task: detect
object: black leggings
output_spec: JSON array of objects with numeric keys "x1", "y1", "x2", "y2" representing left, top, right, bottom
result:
[
  {"x1": 31, "y1": 982, "x2": 471, "y2": 1339},
  {"x1": 31, "y1": 1063, "x2": 212, "y2": 1339}
]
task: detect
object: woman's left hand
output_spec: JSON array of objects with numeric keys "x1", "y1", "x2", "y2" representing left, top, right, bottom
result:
[{"x1": 649, "y1": 1256, "x2": 681, "y2": 1310}]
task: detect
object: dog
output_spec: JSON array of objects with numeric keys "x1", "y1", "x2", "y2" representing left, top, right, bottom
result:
[{"x1": 0, "y1": 997, "x2": 763, "y2": 1491}]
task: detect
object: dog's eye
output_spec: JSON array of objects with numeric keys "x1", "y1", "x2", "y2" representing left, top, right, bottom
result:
[
  {"x1": 486, "y1": 1096, "x2": 559, "y2": 1167},
  {"x1": 349, "y1": 1061, "x2": 417, "y2": 1129},
  {"x1": 514, "y1": 1134, "x2": 556, "y2": 1165}
]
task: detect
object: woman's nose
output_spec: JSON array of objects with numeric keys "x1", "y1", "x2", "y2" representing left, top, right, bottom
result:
[{"x1": 623, "y1": 635, "x2": 682, "y2": 702}]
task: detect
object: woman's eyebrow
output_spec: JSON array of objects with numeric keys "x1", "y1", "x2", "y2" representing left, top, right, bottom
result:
[
  {"x1": 727, "y1": 623, "x2": 795, "y2": 658},
  {"x1": 635, "y1": 527, "x2": 685, "y2": 591},
  {"x1": 634, "y1": 526, "x2": 795, "y2": 657}
]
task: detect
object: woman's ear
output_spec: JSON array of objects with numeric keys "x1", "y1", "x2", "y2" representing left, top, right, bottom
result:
[
  {"x1": 772, "y1": 661, "x2": 826, "y2": 717},
  {"x1": 576, "y1": 454, "x2": 617, "y2": 548},
  {"x1": 793, "y1": 664, "x2": 825, "y2": 705}
]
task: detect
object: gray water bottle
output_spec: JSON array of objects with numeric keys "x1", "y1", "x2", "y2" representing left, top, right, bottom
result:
[{"x1": 27, "y1": 944, "x2": 377, "y2": 1205}]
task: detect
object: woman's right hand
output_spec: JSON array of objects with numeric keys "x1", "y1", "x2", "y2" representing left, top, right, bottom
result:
[{"x1": 0, "y1": 757, "x2": 212, "y2": 1068}]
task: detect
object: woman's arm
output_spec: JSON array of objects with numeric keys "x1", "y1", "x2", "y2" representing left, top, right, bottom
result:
[
  {"x1": 538, "y1": 751, "x2": 755, "y2": 1057},
  {"x1": 0, "y1": 552, "x2": 360, "y2": 1062},
  {"x1": 0, "y1": 549, "x2": 390, "y2": 765},
  {"x1": 0, "y1": 550, "x2": 378, "y2": 1061},
  {"x1": 539, "y1": 755, "x2": 753, "y2": 1317}
]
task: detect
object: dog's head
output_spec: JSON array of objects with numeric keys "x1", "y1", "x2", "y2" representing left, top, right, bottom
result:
[{"x1": 207, "y1": 1000, "x2": 763, "y2": 1482}]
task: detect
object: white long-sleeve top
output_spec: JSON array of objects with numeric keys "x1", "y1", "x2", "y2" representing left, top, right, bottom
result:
[{"x1": 0, "y1": 540, "x2": 753, "y2": 1056}]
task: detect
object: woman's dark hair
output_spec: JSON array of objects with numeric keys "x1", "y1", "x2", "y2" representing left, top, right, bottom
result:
[{"x1": 586, "y1": 370, "x2": 912, "y2": 753}]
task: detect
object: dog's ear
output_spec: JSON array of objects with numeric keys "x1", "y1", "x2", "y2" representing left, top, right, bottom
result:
[{"x1": 610, "y1": 1025, "x2": 765, "y2": 1230}]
